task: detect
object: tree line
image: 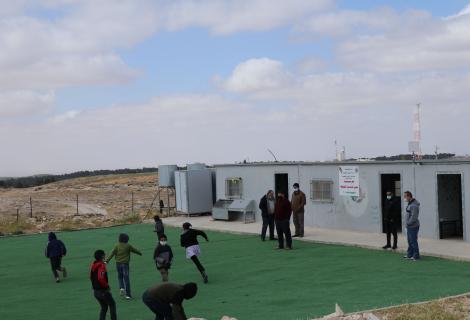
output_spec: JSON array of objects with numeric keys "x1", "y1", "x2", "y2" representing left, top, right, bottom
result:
[{"x1": 0, "y1": 167, "x2": 158, "y2": 189}]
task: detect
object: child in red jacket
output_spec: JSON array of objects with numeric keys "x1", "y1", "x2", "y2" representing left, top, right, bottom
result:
[{"x1": 90, "y1": 250, "x2": 117, "y2": 320}]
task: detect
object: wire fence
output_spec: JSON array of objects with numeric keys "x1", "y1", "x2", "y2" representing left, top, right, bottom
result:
[{"x1": 0, "y1": 188, "x2": 177, "y2": 224}]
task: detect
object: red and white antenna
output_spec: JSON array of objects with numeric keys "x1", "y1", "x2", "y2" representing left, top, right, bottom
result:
[{"x1": 408, "y1": 103, "x2": 422, "y2": 160}]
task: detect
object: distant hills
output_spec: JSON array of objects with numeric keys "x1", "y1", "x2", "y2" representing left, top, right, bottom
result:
[{"x1": 0, "y1": 167, "x2": 158, "y2": 189}]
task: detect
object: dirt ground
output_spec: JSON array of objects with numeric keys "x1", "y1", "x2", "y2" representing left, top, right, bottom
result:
[{"x1": 0, "y1": 173, "x2": 175, "y2": 233}]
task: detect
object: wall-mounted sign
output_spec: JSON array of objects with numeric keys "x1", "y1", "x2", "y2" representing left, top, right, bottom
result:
[{"x1": 339, "y1": 166, "x2": 360, "y2": 197}]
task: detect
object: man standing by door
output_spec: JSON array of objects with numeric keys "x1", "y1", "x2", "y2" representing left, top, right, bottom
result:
[
  {"x1": 404, "y1": 191, "x2": 420, "y2": 261},
  {"x1": 382, "y1": 191, "x2": 401, "y2": 250},
  {"x1": 274, "y1": 191, "x2": 293, "y2": 249},
  {"x1": 259, "y1": 190, "x2": 276, "y2": 241},
  {"x1": 291, "y1": 183, "x2": 306, "y2": 238}
]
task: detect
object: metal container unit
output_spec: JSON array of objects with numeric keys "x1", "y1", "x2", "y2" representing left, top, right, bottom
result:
[
  {"x1": 175, "y1": 169, "x2": 213, "y2": 215},
  {"x1": 158, "y1": 165, "x2": 178, "y2": 187},
  {"x1": 212, "y1": 199, "x2": 257, "y2": 223},
  {"x1": 187, "y1": 163, "x2": 206, "y2": 171}
]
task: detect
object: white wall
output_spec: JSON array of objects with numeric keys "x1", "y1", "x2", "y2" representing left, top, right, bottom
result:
[{"x1": 214, "y1": 162, "x2": 470, "y2": 241}]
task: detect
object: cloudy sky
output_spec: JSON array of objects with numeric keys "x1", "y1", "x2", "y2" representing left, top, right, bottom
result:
[{"x1": 1, "y1": 0, "x2": 470, "y2": 176}]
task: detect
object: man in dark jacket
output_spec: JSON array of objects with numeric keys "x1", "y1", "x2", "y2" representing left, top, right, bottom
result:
[
  {"x1": 259, "y1": 190, "x2": 276, "y2": 241},
  {"x1": 142, "y1": 282, "x2": 197, "y2": 320},
  {"x1": 382, "y1": 191, "x2": 401, "y2": 250},
  {"x1": 45, "y1": 232, "x2": 67, "y2": 282},
  {"x1": 90, "y1": 249, "x2": 117, "y2": 320},
  {"x1": 274, "y1": 191, "x2": 293, "y2": 249}
]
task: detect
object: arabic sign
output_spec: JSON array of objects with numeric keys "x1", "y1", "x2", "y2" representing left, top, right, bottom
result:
[{"x1": 339, "y1": 166, "x2": 360, "y2": 197}]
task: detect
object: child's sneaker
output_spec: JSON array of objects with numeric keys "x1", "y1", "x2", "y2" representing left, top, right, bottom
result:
[
  {"x1": 55, "y1": 277, "x2": 60, "y2": 283},
  {"x1": 120, "y1": 288, "x2": 125, "y2": 297},
  {"x1": 125, "y1": 295, "x2": 132, "y2": 300},
  {"x1": 62, "y1": 268, "x2": 67, "y2": 278}
]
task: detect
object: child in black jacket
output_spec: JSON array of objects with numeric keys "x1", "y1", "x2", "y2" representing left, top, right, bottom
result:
[
  {"x1": 153, "y1": 215, "x2": 164, "y2": 239},
  {"x1": 180, "y1": 222, "x2": 209, "y2": 283},
  {"x1": 45, "y1": 232, "x2": 67, "y2": 283},
  {"x1": 90, "y1": 249, "x2": 117, "y2": 320},
  {"x1": 153, "y1": 234, "x2": 173, "y2": 282}
]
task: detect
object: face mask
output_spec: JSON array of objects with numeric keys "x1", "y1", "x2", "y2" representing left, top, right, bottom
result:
[
  {"x1": 386, "y1": 195, "x2": 392, "y2": 200},
  {"x1": 160, "y1": 241, "x2": 167, "y2": 246},
  {"x1": 294, "y1": 188, "x2": 299, "y2": 192}
]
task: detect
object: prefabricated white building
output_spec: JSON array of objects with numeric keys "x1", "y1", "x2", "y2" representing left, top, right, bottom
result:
[{"x1": 213, "y1": 160, "x2": 470, "y2": 241}]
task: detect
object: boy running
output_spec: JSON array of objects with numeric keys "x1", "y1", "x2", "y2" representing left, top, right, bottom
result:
[
  {"x1": 45, "y1": 232, "x2": 67, "y2": 283},
  {"x1": 180, "y1": 222, "x2": 209, "y2": 283},
  {"x1": 154, "y1": 234, "x2": 173, "y2": 282},
  {"x1": 90, "y1": 249, "x2": 117, "y2": 320}
]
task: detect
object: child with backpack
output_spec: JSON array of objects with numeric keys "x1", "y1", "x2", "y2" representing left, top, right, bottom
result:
[
  {"x1": 106, "y1": 233, "x2": 142, "y2": 299},
  {"x1": 90, "y1": 249, "x2": 117, "y2": 320},
  {"x1": 45, "y1": 232, "x2": 67, "y2": 283},
  {"x1": 153, "y1": 234, "x2": 173, "y2": 282}
]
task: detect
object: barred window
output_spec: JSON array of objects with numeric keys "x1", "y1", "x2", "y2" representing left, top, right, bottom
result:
[
  {"x1": 310, "y1": 180, "x2": 334, "y2": 202},
  {"x1": 226, "y1": 178, "x2": 243, "y2": 199}
]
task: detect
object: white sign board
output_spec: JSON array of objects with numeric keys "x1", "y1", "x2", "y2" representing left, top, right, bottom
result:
[{"x1": 339, "y1": 166, "x2": 360, "y2": 197}]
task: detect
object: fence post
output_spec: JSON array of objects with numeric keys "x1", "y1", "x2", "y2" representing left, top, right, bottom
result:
[
  {"x1": 30, "y1": 196, "x2": 33, "y2": 218},
  {"x1": 167, "y1": 190, "x2": 170, "y2": 217},
  {"x1": 76, "y1": 194, "x2": 79, "y2": 216},
  {"x1": 131, "y1": 191, "x2": 134, "y2": 215},
  {"x1": 16, "y1": 208, "x2": 19, "y2": 223}
]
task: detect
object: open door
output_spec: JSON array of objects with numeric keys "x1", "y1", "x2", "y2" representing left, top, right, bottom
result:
[
  {"x1": 438, "y1": 174, "x2": 463, "y2": 239},
  {"x1": 381, "y1": 174, "x2": 402, "y2": 232},
  {"x1": 275, "y1": 173, "x2": 289, "y2": 199}
]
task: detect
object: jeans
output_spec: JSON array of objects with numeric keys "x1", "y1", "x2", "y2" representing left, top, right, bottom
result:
[
  {"x1": 406, "y1": 226, "x2": 420, "y2": 259},
  {"x1": 94, "y1": 290, "x2": 117, "y2": 320},
  {"x1": 275, "y1": 219, "x2": 292, "y2": 249},
  {"x1": 142, "y1": 290, "x2": 173, "y2": 320},
  {"x1": 116, "y1": 263, "x2": 131, "y2": 296},
  {"x1": 261, "y1": 215, "x2": 275, "y2": 240}
]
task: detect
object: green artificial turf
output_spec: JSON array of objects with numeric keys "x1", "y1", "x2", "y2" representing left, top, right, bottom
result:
[{"x1": 1, "y1": 223, "x2": 470, "y2": 320}]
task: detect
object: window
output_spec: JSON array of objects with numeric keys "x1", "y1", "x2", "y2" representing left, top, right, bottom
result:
[
  {"x1": 310, "y1": 180, "x2": 334, "y2": 202},
  {"x1": 226, "y1": 178, "x2": 243, "y2": 199}
]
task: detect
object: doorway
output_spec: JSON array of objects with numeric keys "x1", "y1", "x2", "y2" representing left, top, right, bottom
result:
[
  {"x1": 438, "y1": 174, "x2": 463, "y2": 239},
  {"x1": 275, "y1": 173, "x2": 289, "y2": 199},
  {"x1": 380, "y1": 174, "x2": 402, "y2": 233}
]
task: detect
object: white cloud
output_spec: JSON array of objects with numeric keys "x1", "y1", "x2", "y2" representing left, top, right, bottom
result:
[
  {"x1": 159, "y1": 0, "x2": 333, "y2": 35},
  {"x1": 48, "y1": 109, "x2": 81, "y2": 123},
  {"x1": 224, "y1": 58, "x2": 292, "y2": 93},
  {"x1": 0, "y1": 90, "x2": 54, "y2": 117}
]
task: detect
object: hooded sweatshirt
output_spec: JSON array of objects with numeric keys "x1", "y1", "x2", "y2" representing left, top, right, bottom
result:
[
  {"x1": 90, "y1": 260, "x2": 110, "y2": 291},
  {"x1": 45, "y1": 232, "x2": 67, "y2": 258},
  {"x1": 405, "y1": 199, "x2": 420, "y2": 228},
  {"x1": 106, "y1": 243, "x2": 142, "y2": 264}
]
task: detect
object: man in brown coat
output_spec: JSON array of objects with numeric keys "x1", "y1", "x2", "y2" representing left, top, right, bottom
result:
[{"x1": 291, "y1": 183, "x2": 306, "y2": 237}]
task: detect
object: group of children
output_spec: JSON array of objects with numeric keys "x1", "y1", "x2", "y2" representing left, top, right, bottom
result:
[{"x1": 44, "y1": 215, "x2": 209, "y2": 319}]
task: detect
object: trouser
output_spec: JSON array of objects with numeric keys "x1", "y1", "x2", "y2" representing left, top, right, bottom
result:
[
  {"x1": 94, "y1": 290, "x2": 117, "y2": 320},
  {"x1": 261, "y1": 215, "x2": 275, "y2": 240},
  {"x1": 406, "y1": 226, "x2": 420, "y2": 259},
  {"x1": 275, "y1": 219, "x2": 292, "y2": 249},
  {"x1": 293, "y1": 211, "x2": 304, "y2": 236},
  {"x1": 142, "y1": 290, "x2": 173, "y2": 320},
  {"x1": 50, "y1": 256, "x2": 63, "y2": 278},
  {"x1": 158, "y1": 268, "x2": 169, "y2": 282},
  {"x1": 190, "y1": 255, "x2": 205, "y2": 274},
  {"x1": 116, "y1": 263, "x2": 131, "y2": 296},
  {"x1": 385, "y1": 220, "x2": 398, "y2": 247}
]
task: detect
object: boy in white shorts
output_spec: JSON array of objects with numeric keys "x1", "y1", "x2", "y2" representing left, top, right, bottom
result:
[{"x1": 180, "y1": 222, "x2": 209, "y2": 283}]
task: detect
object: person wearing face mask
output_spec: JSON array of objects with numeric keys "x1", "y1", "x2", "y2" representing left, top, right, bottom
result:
[
  {"x1": 291, "y1": 183, "x2": 306, "y2": 238},
  {"x1": 382, "y1": 191, "x2": 401, "y2": 250},
  {"x1": 154, "y1": 234, "x2": 173, "y2": 282},
  {"x1": 403, "y1": 191, "x2": 420, "y2": 261},
  {"x1": 259, "y1": 190, "x2": 276, "y2": 241}
]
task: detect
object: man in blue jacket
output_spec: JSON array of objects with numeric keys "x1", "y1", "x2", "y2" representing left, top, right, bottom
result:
[{"x1": 45, "y1": 232, "x2": 67, "y2": 282}]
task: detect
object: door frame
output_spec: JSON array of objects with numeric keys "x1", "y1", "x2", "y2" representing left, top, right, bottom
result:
[
  {"x1": 435, "y1": 171, "x2": 465, "y2": 241},
  {"x1": 378, "y1": 171, "x2": 403, "y2": 234}
]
